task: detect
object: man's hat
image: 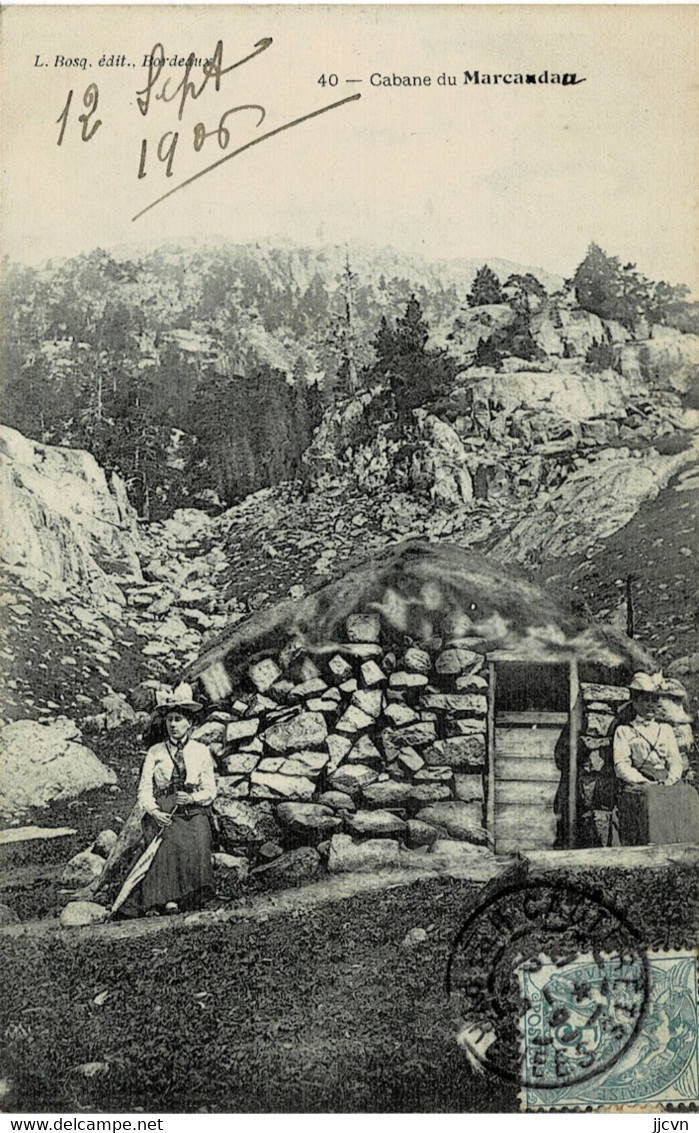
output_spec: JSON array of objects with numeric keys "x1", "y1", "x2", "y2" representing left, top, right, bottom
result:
[
  {"x1": 152, "y1": 682, "x2": 203, "y2": 714},
  {"x1": 628, "y1": 671, "x2": 664, "y2": 695}
]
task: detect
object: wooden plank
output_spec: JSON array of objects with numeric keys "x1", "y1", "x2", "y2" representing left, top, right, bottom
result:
[
  {"x1": 524, "y1": 843, "x2": 699, "y2": 873},
  {"x1": 495, "y1": 780, "x2": 560, "y2": 806},
  {"x1": 495, "y1": 757, "x2": 561, "y2": 782},
  {"x1": 496, "y1": 711, "x2": 569, "y2": 726},
  {"x1": 486, "y1": 661, "x2": 496, "y2": 851},
  {"x1": 568, "y1": 658, "x2": 579, "y2": 850},
  {"x1": 495, "y1": 805, "x2": 558, "y2": 847},
  {"x1": 496, "y1": 729, "x2": 561, "y2": 759}
]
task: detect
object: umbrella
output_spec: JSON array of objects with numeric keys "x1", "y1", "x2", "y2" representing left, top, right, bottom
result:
[{"x1": 111, "y1": 809, "x2": 176, "y2": 915}]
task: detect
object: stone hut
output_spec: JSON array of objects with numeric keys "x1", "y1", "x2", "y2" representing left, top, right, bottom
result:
[{"x1": 177, "y1": 542, "x2": 665, "y2": 871}]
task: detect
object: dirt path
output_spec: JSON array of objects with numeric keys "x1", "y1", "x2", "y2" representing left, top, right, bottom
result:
[{"x1": 3, "y1": 842, "x2": 696, "y2": 943}]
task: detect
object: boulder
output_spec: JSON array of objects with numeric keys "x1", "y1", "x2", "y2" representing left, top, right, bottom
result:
[
  {"x1": 251, "y1": 846, "x2": 321, "y2": 888},
  {"x1": 361, "y1": 781, "x2": 452, "y2": 810},
  {"x1": 288, "y1": 679, "x2": 328, "y2": 702},
  {"x1": 580, "y1": 683, "x2": 630, "y2": 703},
  {"x1": 192, "y1": 720, "x2": 227, "y2": 744},
  {"x1": 347, "y1": 735, "x2": 383, "y2": 766},
  {"x1": 212, "y1": 852, "x2": 249, "y2": 881},
  {"x1": 421, "y1": 693, "x2": 488, "y2": 715},
  {"x1": 62, "y1": 851, "x2": 105, "y2": 887},
  {"x1": 388, "y1": 672, "x2": 429, "y2": 692},
  {"x1": 327, "y1": 834, "x2": 401, "y2": 873},
  {"x1": 91, "y1": 829, "x2": 118, "y2": 859},
  {"x1": 346, "y1": 810, "x2": 407, "y2": 838},
  {"x1": 257, "y1": 750, "x2": 328, "y2": 777},
  {"x1": 398, "y1": 747, "x2": 425, "y2": 775},
  {"x1": 358, "y1": 781, "x2": 412, "y2": 808},
  {"x1": 0, "y1": 719, "x2": 117, "y2": 819},
  {"x1": 381, "y1": 723, "x2": 437, "y2": 761},
  {"x1": 405, "y1": 820, "x2": 439, "y2": 849},
  {"x1": 383, "y1": 703, "x2": 420, "y2": 728},
  {"x1": 326, "y1": 733, "x2": 353, "y2": 771},
  {"x1": 223, "y1": 753, "x2": 260, "y2": 775},
  {"x1": 346, "y1": 613, "x2": 381, "y2": 643},
  {"x1": 263, "y1": 712, "x2": 328, "y2": 753},
  {"x1": 328, "y1": 763, "x2": 380, "y2": 796},
  {"x1": 276, "y1": 802, "x2": 343, "y2": 837},
  {"x1": 351, "y1": 689, "x2": 383, "y2": 719},
  {"x1": 453, "y1": 775, "x2": 485, "y2": 803},
  {"x1": 448, "y1": 718, "x2": 487, "y2": 737},
  {"x1": 59, "y1": 901, "x2": 110, "y2": 928},
  {"x1": 315, "y1": 791, "x2": 356, "y2": 812},
  {"x1": 668, "y1": 654, "x2": 699, "y2": 677},
  {"x1": 401, "y1": 927, "x2": 429, "y2": 949},
  {"x1": 585, "y1": 713, "x2": 616, "y2": 737},
  {"x1": 424, "y1": 735, "x2": 486, "y2": 770},
  {"x1": 225, "y1": 719, "x2": 260, "y2": 744},
  {"x1": 416, "y1": 414, "x2": 474, "y2": 506},
  {"x1": 435, "y1": 648, "x2": 482, "y2": 676},
  {"x1": 360, "y1": 661, "x2": 387, "y2": 687},
  {"x1": 250, "y1": 772, "x2": 315, "y2": 800},
  {"x1": 247, "y1": 658, "x2": 282, "y2": 693},
  {"x1": 212, "y1": 798, "x2": 279, "y2": 845},
  {"x1": 402, "y1": 647, "x2": 432, "y2": 675},
  {"x1": 336, "y1": 705, "x2": 375, "y2": 734},
  {"x1": 100, "y1": 694, "x2": 138, "y2": 730},
  {"x1": 414, "y1": 766, "x2": 453, "y2": 782},
  {"x1": 409, "y1": 784, "x2": 456, "y2": 807},
  {"x1": 416, "y1": 801, "x2": 486, "y2": 844},
  {"x1": 328, "y1": 655, "x2": 354, "y2": 682}
]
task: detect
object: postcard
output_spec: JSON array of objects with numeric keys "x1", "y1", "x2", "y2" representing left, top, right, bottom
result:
[{"x1": 0, "y1": 3, "x2": 697, "y2": 1117}]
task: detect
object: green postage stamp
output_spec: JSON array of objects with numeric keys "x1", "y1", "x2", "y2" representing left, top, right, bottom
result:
[{"x1": 520, "y1": 951, "x2": 699, "y2": 1111}]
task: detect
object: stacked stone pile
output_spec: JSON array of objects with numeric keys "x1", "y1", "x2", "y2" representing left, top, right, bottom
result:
[{"x1": 200, "y1": 610, "x2": 492, "y2": 872}]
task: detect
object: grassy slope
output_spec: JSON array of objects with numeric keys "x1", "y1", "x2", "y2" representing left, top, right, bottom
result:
[{"x1": 1, "y1": 865, "x2": 697, "y2": 1114}]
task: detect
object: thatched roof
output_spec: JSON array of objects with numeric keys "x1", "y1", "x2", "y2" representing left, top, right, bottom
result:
[{"x1": 183, "y1": 541, "x2": 654, "y2": 692}]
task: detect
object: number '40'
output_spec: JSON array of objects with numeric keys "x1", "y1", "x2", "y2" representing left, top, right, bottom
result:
[{"x1": 317, "y1": 74, "x2": 338, "y2": 87}]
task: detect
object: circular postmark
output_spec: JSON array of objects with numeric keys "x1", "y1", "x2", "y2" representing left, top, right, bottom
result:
[{"x1": 446, "y1": 879, "x2": 650, "y2": 1090}]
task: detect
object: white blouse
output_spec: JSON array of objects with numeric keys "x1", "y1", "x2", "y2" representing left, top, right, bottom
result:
[
  {"x1": 613, "y1": 720, "x2": 683, "y2": 787},
  {"x1": 138, "y1": 738, "x2": 217, "y2": 815}
]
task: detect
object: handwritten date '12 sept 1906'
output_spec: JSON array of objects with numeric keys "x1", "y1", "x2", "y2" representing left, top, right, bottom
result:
[{"x1": 54, "y1": 38, "x2": 361, "y2": 221}]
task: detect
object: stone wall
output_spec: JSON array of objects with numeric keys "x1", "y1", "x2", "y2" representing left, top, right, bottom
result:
[
  {"x1": 193, "y1": 620, "x2": 694, "y2": 878},
  {"x1": 198, "y1": 611, "x2": 492, "y2": 877}
]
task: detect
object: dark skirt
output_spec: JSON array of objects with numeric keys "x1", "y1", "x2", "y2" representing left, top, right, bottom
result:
[
  {"x1": 120, "y1": 807, "x2": 214, "y2": 916},
  {"x1": 615, "y1": 782, "x2": 699, "y2": 846}
]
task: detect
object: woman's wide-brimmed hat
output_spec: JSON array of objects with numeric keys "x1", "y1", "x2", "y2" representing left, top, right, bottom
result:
[
  {"x1": 152, "y1": 682, "x2": 203, "y2": 715},
  {"x1": 628, "y1": 672, "x2": 664, "y2": 695}
]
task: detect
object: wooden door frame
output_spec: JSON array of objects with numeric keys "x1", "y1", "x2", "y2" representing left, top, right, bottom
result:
[{"x1": 486, "y1": 652, "x2": 580, "y2": 852}]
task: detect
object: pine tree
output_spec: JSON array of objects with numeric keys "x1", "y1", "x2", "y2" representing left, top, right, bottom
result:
[{"x1": 467, "y1": 265, "x2": 504, "y2": 307}]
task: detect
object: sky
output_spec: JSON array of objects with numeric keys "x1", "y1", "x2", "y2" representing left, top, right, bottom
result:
[{"x1": 2, "y1": 4, "x2": 697, "y2": 291}]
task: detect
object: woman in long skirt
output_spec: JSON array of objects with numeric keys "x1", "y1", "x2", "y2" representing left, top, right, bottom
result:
[{"x1": 120, "y1": 683, "x2": 217, "y2": 917}]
